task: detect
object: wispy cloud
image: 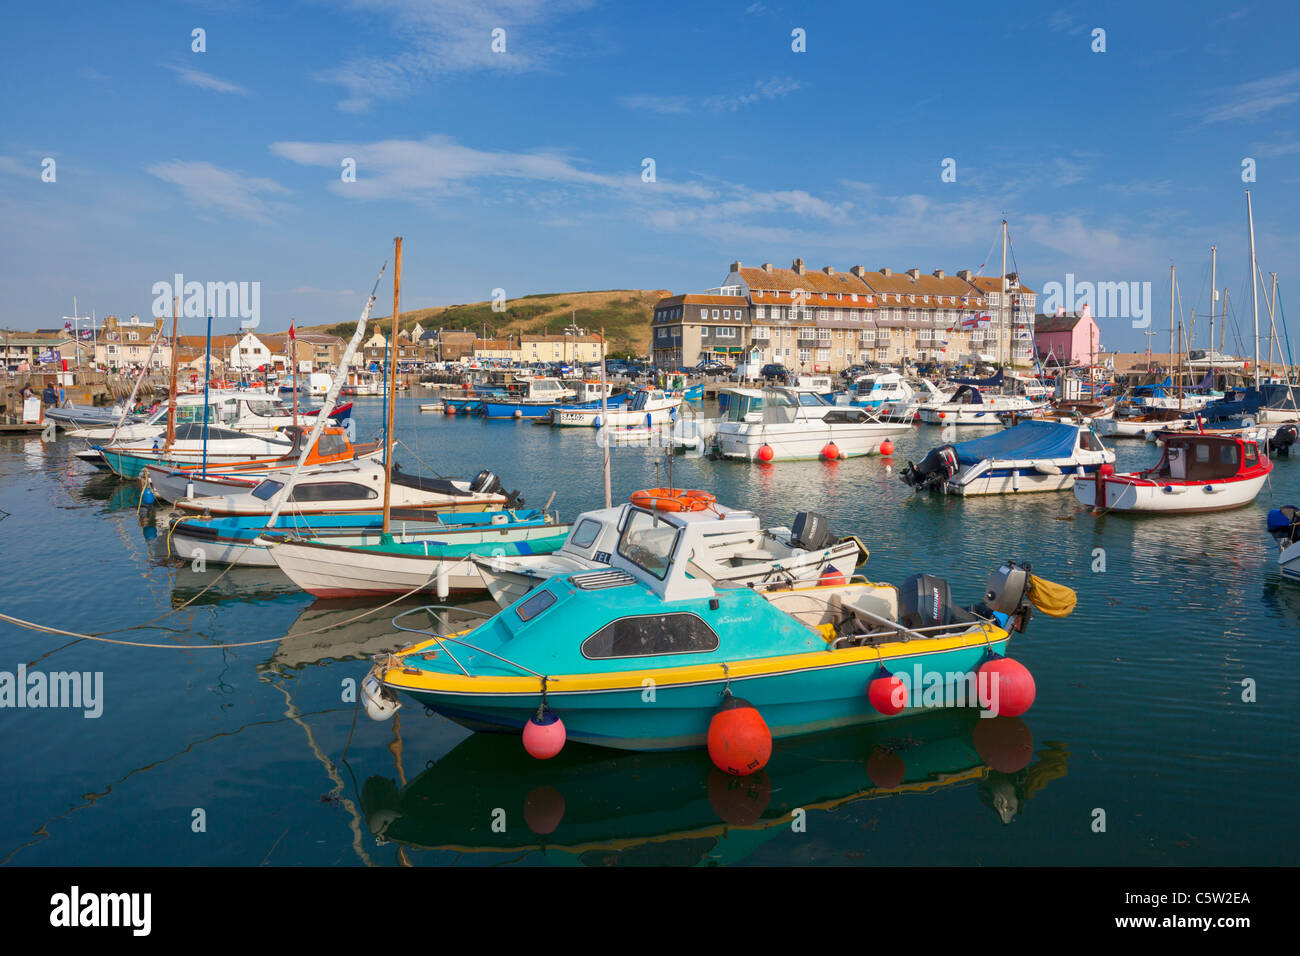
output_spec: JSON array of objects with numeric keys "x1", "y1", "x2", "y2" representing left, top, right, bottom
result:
[
  {"x1": 1204, "y1": 68, "x2": 1300, "y2": 124},
  {"x1": 314, "y1": 0, "x2": 592, "y2": 112},
  {"x1": 621, "y1": 76, "x2": 802, "y2": 115},
  {"x1": 1047, "y1": 9, "x2": 1089, "y2": 36},
  {"x1": 146, "y1": 160, "x2": 288, "y2": 222},
  {"x1": 617, "y1": 93, "x2": 690, "y2": 115},
  {"x1": 165, "y1": 64, "x2": 250, "y2": 95},
  {"x1": 0, "y1": 156, "x2": 31, "y2": 178}
]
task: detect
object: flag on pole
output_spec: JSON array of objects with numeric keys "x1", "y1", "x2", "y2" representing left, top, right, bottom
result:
[{"x1": 289, "y1": 321, "x2": 295, "y2": 341}]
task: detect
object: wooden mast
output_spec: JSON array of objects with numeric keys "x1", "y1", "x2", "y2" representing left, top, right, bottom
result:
[
  {"x1": 165, "y1": 296, "x2": 179, "y2": 451},
  {"x1": 382, "y1": 237, "x2": 401, "y2": 534}
]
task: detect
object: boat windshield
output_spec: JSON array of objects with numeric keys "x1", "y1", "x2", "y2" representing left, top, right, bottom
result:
[
  {"x1": 616, "y1": 509, "x2": 679, "y2": 581},
  {"x1": 251, "y1": 479, "x2": 284, "y2": 501},
  {"x1": 726, "y1": 395, "x2": 760, "y2": 422}
]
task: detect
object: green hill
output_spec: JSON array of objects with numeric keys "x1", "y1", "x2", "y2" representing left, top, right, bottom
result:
[{"x1": 310, "y1": 289, "x2": 667, "y2": 356}]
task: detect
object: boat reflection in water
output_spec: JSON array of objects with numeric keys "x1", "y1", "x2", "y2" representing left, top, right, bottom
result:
[{"x1": 361, "y1": 709, "x2": 1069, "y2": 866}]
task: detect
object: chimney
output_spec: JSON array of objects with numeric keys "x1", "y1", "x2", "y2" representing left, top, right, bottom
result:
[
  {"x1": 932, "y1": 269, "x2": 945, "y2": 279},
  {"x1": 850, "y1": 265, "x2": 866, "y2": 277},
  {"x1": 822, "y1": 266, "x2": 835, "y2": 275},
  {"x1": 761, "y1": 262, "x2": 773, "y2": 272},
  {"x1": 730, "y1": 260, "x2": 742, "y2": 273},
  {"x1": 907, "y1": 268, "x2": 921, "y2": 280},
  {"x1": 878, "y1": 267, "x2": 891, "y2": 277},
  {"x1": 792, "y1": 258, "x2": 805, "y2": 275},
  {"x1": 956, "y1": 269, "x2": 972, "y2": 281}
]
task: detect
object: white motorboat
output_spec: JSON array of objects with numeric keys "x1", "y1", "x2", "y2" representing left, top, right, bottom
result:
[
  {"x1": 174, "y1": 462, "x2": 519, "y2": 518},
  {"x1": 901, "y1": 420, "x2": 1115, "y2": 495},
  {"x1": 472, "y1": 500, "x2": 867, "y2": 608},
  {"x1": 551, "y1": 388, "x2": 680, "y2": 428},
  {"x1": 917, "y1": 384, "x2": 1046, "y2": 425},
  {"x1": 714, "y1": 388, "x2": 909, "y2": 461}
]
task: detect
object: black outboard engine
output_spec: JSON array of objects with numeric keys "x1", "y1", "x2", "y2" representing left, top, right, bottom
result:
[
  {"x1": 470, "y1": 469, "x2": 502, "y2": 495},
  {"x1": 899, "y1": 573, "x2": 954, "y2": 629},
  {"x1": 791, "y1": 512, "x2": 834, "y2": 551},
  {"x1": 900, "y1": 445, "x2": 959, "y2": 491},
  {"x1": 1273, "y1": 424, "x2": 1298, "y2": 457}
]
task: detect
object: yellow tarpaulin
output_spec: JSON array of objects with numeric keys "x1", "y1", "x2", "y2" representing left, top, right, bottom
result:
[{"x1": 1027, "y1": 574, "x2": 1077, "y2": 618}]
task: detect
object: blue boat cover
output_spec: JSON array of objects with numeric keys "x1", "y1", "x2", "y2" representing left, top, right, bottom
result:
[
  {"x1": 950, "y1": 368, "x2": 1004, "y2": 388},
  {"x1": 950, "y1": 420, "x2": 1080, "y2": 465}
]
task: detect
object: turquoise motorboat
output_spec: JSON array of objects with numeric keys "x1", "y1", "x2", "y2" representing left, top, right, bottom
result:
[{"x1": 365, "y1": 504, "x2": 1073, "y2": 752}]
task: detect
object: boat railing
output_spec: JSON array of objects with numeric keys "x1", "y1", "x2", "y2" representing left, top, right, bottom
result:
[{"x1": 389, "y1": 605, "x2": 546, "y2": 679}]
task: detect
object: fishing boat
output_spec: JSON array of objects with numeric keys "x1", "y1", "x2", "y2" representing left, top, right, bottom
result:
[
  {"x1": 901, "y1": 420, "x2": 1114, "y2": 495},
  {"x1": 1267, "y1": 506, "x2": 1300, "y2": 583},
  {"x1": 361, "y1": 503, "x2": 1074, "y2": 751},
  {"x1": 472, "y1": 498, "x2": 867, "y2": 608},
  {"x1": 480, "y1": 378, "x2": 579, "y2": 419},
  {"x1": 171, "y1": 507, "x2": 558, "y2": 568},
  {"x1": 714, "y1": 387, "x2": 908, "y2": 461},
  {"x1": 1072, "y1": 432, "x2": 1272, "y2": 514},
  {"x1": 141, "y1": 425, "x2": 381, "y2": 502},
  {"x1": 916, "y1": 384, "x2": 1046, "y2": 425},
  {"x1": 551, "y1": 388, "x2": 680, "y2": 428},
  {"x1": 174, "y1": 462, "x2": 520, "y2": 518}
]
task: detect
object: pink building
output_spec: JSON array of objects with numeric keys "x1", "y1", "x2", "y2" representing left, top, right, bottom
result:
[{"x1": 1034, "y1": 304, "x2": 1103, "y2": 365}]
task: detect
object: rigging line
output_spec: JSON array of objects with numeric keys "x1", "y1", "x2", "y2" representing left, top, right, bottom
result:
[{"x1": 0, "y1": 568, "x2": 444, "y2": 648}]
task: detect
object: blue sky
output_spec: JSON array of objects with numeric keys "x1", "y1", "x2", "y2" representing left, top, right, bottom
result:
[{"x1": 2, "y1": 0, "x2": 1298, "y2": 354}]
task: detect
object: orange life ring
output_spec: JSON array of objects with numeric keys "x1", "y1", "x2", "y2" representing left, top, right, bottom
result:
[{"x1": 630, "y1": 487, "x2": 716, "y2": 512}]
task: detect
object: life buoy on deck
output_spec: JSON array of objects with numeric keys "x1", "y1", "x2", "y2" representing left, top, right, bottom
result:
[{"x1": 630, "y1": 488, "x2": 716, "y2": 512}]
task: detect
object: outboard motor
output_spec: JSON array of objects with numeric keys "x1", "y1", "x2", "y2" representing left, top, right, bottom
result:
[
  {"x1": 1272, "y1": 424, "x2": 1298, "y2": 457},
  {"x1": 470, "y1": 469, "x2": 502, "y2": 495},
  {"x1": 1267, "y1": 506, "x2": 1300, "y2": 545},
  {"x1": 899, "y1": 573, "x2": 954, "y2": 630},
  {"x1": 900, "y1": 444, "x2": 959, "y2": 491},
  {"x1": 791, "y1": 511, "x2": 834, "y2": 551},
  {"x1": 978, "y1": 560, "x2": 1034, "y2": 633}
]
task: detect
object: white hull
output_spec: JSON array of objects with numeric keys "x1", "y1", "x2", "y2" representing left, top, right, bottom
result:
[
  {"x1": 944, "y1": 452, "x2": 1114, "y2": 496},
  {"x1": 1095, "y1": 417, "x2": 1192, "y2": 438},
  {"x1": 918, "y1": 400, "x2": 1047, "y2": 425},
  {"x1": 717, "y1": 421, "x2": 908, "y2": 461},
  {"x1": 267, "y1": 540, "x2": 487, "y2": 597},
  {"x1": 1280, "y1": 540, "x2": 1300, "y2": 582},
  {"x1": 1073, "y1": 472, "x2": 1269, "y2": 513},
  {"x1": 552, "y1": 401, "x2": 679, "y2": 428}
]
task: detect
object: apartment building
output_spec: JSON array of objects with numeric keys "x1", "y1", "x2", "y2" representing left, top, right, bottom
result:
[{"x1": 653, "y1": 259, "x2": 1037, "y2": 372}]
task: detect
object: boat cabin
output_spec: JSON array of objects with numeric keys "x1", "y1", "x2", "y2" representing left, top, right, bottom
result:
[{"x1": 1147, "y1": 434, "x2": 1263, "y2": 482}]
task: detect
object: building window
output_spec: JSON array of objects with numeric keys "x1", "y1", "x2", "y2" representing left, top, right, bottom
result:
[
  {"x1": 712, "y1": 310, "x2": 720, "y2": 319},
  {"x1": 755, "y1": 306, "x2": 765, "y2": 319},
  {"x1": 715, "y1": 327, "x2": 736, "y2": 339},
  {"x1": 798, "y1": 348, "x2": 811, "y2": 363},
  {"x1": 700, "y1": 308, "x2": 708, "y2": 320}
]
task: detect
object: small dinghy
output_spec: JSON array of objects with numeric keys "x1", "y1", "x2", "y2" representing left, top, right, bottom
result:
[
  {"x1": 901, "y1": 420, "x2": 1114, "y2": 495},
  {"x1": 1073, "y1": 432, "x2": 1272, "y2": 514},
  {"x1": 473, "y1": 498, "x2": 867, "y2": 608}
]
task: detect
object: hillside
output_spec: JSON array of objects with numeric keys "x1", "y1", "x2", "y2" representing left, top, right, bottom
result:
[{"x1": 308, "y1": 289, "x2": 668, "y2": 357}]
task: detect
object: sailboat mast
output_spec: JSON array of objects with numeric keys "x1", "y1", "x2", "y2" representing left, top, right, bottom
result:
[
  {"x1": 1209, "y1": 245, "x2": 1217, "y2": 363},
  {"x1": 1268, "y1": 272, "x2": 1279, "y2": 381},
  {"x1": 1247, "y1": 190, "x2": 1260, "y2": 388},
  {"x1": 383, "y1": 237, "x2": 402, "y2": 534},
  {"x1": 1221, "y1": 288, "x2": 1229, "y2": 353},
  {"x1": 165, "y1": 296, "x2": 179, "y2": 451},
  {"x1": 1000, "y1": 219, "x2": 1007, "y2": 367},
  {"x1": 1169, "y1": 265, "x2": 1175, "y2": 371},
  {"x1": 600, "y1": 327, "x2": 611, "y2": 509}
]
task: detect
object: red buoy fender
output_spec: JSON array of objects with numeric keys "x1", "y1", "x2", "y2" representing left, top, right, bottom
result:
[
  {"x1": 977, "y1": 656, "x2": 1036, "y2": 717},
  {"x1": 707, "y1": 696, "x2": 772, "y2": 776},
  {"x1": 867, "y1": 668, "x2": 908, "y2": 715}
]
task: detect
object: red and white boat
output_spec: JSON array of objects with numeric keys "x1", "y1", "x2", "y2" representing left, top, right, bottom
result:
[{"x1": 1073, "y1": 432, "x2": 1272, "y2": 514}]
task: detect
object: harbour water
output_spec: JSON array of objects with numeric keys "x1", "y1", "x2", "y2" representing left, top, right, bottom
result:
[{"x1": 1, "y1": 397, "x2": 1297, "y2": 866}]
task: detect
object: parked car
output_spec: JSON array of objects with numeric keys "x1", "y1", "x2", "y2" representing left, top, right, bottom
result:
[{"x1": 760, "y1": 363, "x2": 789, "y2": 383}]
